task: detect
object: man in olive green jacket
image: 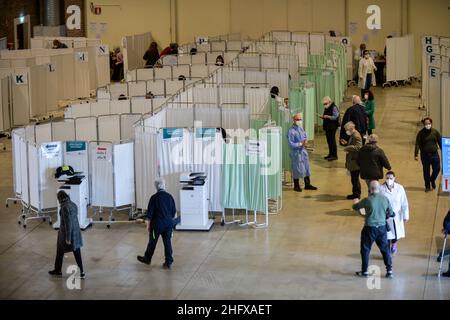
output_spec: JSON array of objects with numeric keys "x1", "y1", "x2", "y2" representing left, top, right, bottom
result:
[
  {"x1": 341, "y1": 122, "x2": 363, "y2": 200},
  {"x1": 353, "y1": 181, "x2": 394, "y2": 279}
]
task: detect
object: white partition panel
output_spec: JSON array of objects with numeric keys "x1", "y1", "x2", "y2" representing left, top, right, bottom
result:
[
  {"x1": 178, "y1": 55, "x2": 191, "y2": 65},
  {"x1": 12, "y1": 129, "x2": 25, "y2": 195},
  {"x1": 28, "y1": 144, "x2": 39, "y2": 209},
  {"x1": 110, "y1": 99, "x2": 131, "y2": 114},
  {"x1": 193, "y1": 87, "x2": 217, "y2": 104},
  {"x1": 38, "y1": 142, "x2": 63, "y2": 210},
  {"x1": 135, "y1": 129, "x2": 158, "y2": 210},
  {"x1": 191, "y1": 65, "x2": 208, "y2": 78},
  {"x1": 220, "y1": 87, "x2": 244, "y2": 104},
  {"x1": 98, "y1": 115, "x2": 121, "y2": 142},
  {"x1": 75, "y1": 117, "x2": 97, "y2": 141},
  {"x1": 73, "y1": 51, "x2": 90, "y2": 98},
  {"x1": 154, "y1": 66, "x2": 172, "y2": 80},
  {"x1": 245, "y1": 87, "x2": 270, "y2": 114},
  {"x1": 211, "y1": 42, "x2": 226, "y2": 52},
  {"x1": 165, "y1": 108, "x2": 194, "y2": 127},
  {"x1": 222, "y1": 70, "x2": 244, "y2": 84},
  {"x1": 131, "y1": 97, "x2": 152, "y2": 114},
  {"x1": 192, "y1": 52, "x2": 206, "y2": 65},
  {"x1": 221, "y1": 107, "x2": 250, "y2": 130},
  {"x1": 194, "y1": 106, "x2": 221, "y2": 127},
  {"x1": 20, "y1": 139, "x2": 29, "y2": 204},
  {"x1": 109, "y1": 82, "x2": 128, "y2": 99},
  {"x1": 71, "y1": 102, "x2": 91, "y2": 118},
  {"x1": 12, "y1": 68, "x2": 31, "y2": 126},
  {"x1": 90, "y1": 100, "x2": 110, "y2": 116},
  {"x1": 267, "y1": 71, "x2": 289, "y2": 97},
  {"x1": 172, "y1": 65, "x2": 190, "y2": 79},
  {"x1": 146, "y1": 80, "x2": 165, "y2": 96},
  {"x1": 90, "y1": 143, "x2": 114, "y2": 207},
  {"x1": 442, "y1": 73, "x2": 450, "y2": 136},
  {"x1": 128, "y1": 81, "x2": 147, "y2": 97},
  {"x1": 113, "y1": 142, "x2": 135, "y2": 206},
  {"x1": 166, "y1": 80, "x2": 184, "y2": 96},
  {"x1": 310, "y1": 33, "x2": 325, "y2": 54},
  {"x1": 52, "y1": 120, "x2": 75, "y2": 141},
  {"x1": 35, "y1": 123, "x2": 52, "y2": 144},
  {"x1": 227, "y1": 41, "x2": 243, "y2": 51},
  {"x1": 152, "y1": 97, "x2": 168, "y2": 111},
  {"x1": 136, "y1": 68, "x2": 154, "y2": 81},
  {"x1": 120, "y1": 114, "x2": 141, "y2": 140}
]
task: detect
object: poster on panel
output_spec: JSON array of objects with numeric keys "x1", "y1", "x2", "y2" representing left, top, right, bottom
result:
[
  {"x1": 39, "y1": 141, "x2": 63, "y2": 209},
  {"x1": 90, "y1": 143, "x2": 114, "y2": 207}
]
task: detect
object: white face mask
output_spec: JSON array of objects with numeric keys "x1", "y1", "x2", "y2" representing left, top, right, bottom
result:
[
  {"x1": 386, "y1": 178, "x2": 395, "y2": 187},
  {"x1": 295, "y1": 120, "x2": 302, "y2": 127},
  {"x1": 365, "y1": 55, "x2": 370, "y2": 59},
  {"x1": 425, "y1": 124, "x2": 432, "y2": 130},
  {"x1": 364, "y1": 95, "x2": 369, "y2": 100},
  {"x1": 346, "y1": 130, "x2": 352, "y2": 136}
]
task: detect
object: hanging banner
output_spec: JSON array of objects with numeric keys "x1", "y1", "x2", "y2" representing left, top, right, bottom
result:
[
  {"x1": 66, "y1": 141, "x2": 87, "y2": 154},
  {"x1": 195, "y1": 128, "x2": 216, "y2": 141},
  {"x1": 95, "y1": 146, "x2": 112, "y2": 161},
  {"x1": 162, "y1": 128, "x2": 183, "y2": 142},
  {"x1": 41, "y1": 143, "x2": 61, "y2": 159}
]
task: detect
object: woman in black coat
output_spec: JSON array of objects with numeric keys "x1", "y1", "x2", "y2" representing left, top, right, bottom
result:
[
  {"x1": 143, "y1": 42, "x2": 160, "y2": 68},
  {"x1": 49, "y1": 191, "x2": 85, "y2": 278}
]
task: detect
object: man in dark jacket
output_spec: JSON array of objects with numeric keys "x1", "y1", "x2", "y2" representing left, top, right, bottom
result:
[
  {"x1": 49, "y1": 191, "x2": 84, "y2": 278},
  {"x1": 320, "y1": 96, "x2": 340, "y2": 161},
  {"x1": 340, "y1": 95, "x2": 368, "y2": 144},
  {"x1": 138, "y1": 179, "x2": 176, "y2": 269},
  {"x1": 358, "y1": 134, "x2": 391, "y2": 191},
  {"x1": 342, "y1": 121, "x2": 363, "y2": 200}
]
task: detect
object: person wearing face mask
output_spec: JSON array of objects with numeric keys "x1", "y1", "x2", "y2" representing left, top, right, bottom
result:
[
  {"x1": 363, "y1": 90, "x2": 376, "y2": 135},
  {"x1": 287, "y1": 114, "x2": 318, "y2": 192},
  {"x1": 358, "y1": 50, "x2": 377, "y2": 97},
  {"x1": 414, "y1": 117, "x2": 442, "y2": 192},
  {"x1": 354, "y1": 43, "x2": 366, "y2": 82},
  {"x1": 342, "y1": 122, "x2": 363, "y2": 200},
  {"x1": 353, "y1": 180, "x2": 395, "y2": 278},
  {"x1": 380, "y1": 171, "x2": 409, "y2": 255},
  {"x1": 320, "y1": 96, "x2": 340, "y2": 161}
]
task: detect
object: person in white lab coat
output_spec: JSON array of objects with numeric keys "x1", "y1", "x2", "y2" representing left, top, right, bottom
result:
[
  {"x1": 358, "y1": 50, "x2": 377, "y2": 97},
  {"x1": 380, "y1": 171, "x2": 409, "y2": 255},
  {"x1": 353, "y1": 43, "x2": 366, "y2": 81}
]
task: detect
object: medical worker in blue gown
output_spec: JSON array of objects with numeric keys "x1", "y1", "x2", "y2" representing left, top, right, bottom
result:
[{"x1": 288, "y1": 113, "x2": 318, "y2": 192}]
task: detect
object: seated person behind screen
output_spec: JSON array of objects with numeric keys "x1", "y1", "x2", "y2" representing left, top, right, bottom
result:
[{"x1": 53, "y1": 40, "x2": 68, "y2": 49}]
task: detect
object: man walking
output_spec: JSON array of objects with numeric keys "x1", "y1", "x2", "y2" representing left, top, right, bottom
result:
[
  {"x1": 353, "y1": 181, "x2": 395, "y2": 278},
  {"x1": 137, "y1": 179, "x2": 176, "y2": 269}
]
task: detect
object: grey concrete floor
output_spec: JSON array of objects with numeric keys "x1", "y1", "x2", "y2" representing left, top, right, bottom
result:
[{"x1": 0, "y1": 85, "x2": 449, "y2": 300}]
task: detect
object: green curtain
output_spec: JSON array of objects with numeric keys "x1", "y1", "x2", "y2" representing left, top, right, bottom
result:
[
  {"x1": 259, "y1": 127, "x2": 282, "y2": 200},
  {"x1": 221, "y1": 143, "x2": 248, "y2": 209}
]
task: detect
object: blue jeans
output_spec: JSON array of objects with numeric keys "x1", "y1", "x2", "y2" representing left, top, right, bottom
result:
[
  {"x1": 360, "y1": 225, "x2": 392, "y2": 273},
  {"x1": 420, "y1": 152, "x2": 441, "y2": 189}
]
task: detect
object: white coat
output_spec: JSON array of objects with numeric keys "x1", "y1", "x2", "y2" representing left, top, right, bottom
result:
[
  {"x1": 358, "y1": 57, "x2": 377, "y2": 89},
  {"x1": 380, "y1": 182, "x2": 409, "y2": 240}
]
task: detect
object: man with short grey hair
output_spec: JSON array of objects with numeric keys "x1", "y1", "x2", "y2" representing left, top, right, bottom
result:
[
  {"x1": 353, "y1": 180, "x2": 395, "y2": 278},
  {"x1": 137, "y1": 178, "x2": 176, "y2": 269},
  {"x1": 320, "y1": 96, "x2": 340, "y2": 161}
]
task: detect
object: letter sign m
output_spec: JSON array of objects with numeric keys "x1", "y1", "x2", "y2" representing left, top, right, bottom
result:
[
  {"x1": 366, "y1": 5, "x2": 381, "y2": 30},
  {"x1": 66, "y1": 5, "x2": 81, "y2": 30}
]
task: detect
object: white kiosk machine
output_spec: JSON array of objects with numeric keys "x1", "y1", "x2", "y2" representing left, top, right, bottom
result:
[
  {"x1": 53, "y1": 168, "x2": 91, "y2": 230},
  {"x1": 176, "y1": 172, "x2": 214, "y2": 231}
]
